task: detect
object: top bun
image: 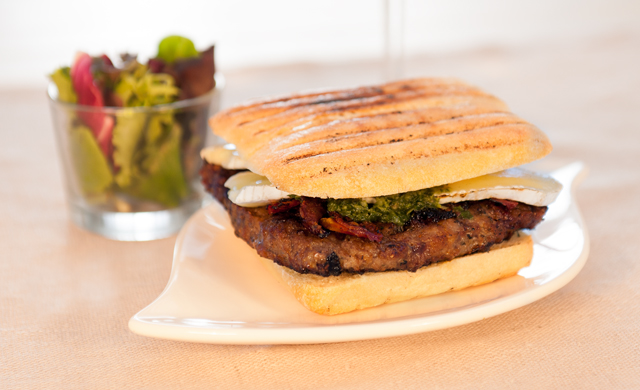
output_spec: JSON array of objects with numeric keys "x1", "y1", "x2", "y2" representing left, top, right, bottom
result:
[{"x1": 210, "y1": 78, "x2": 552, "y2": 199}]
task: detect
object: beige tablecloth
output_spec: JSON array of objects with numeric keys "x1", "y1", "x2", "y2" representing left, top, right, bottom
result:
[{"x1": 2, "y1": 30, "x2": 639, "y2": 389}]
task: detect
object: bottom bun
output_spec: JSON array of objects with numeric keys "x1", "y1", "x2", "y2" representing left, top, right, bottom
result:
[{"x1": 260, "y1": 232, "x2": 533, "y2": 315}]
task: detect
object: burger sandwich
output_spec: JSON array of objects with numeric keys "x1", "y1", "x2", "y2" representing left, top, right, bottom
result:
[{"x1": 199, "y1": 78, "x2": 561, "y2": 315}]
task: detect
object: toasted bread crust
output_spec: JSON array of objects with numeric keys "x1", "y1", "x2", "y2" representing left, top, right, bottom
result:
[
  {"x1": 260, "y1": 233, "x2": 533, "y2": 315},
  {"x1": 209, "y1": 78, "x2": 552, "y2": 198}
]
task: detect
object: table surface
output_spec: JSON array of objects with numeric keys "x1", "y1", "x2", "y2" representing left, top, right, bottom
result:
[{"x1": 2, "y1": 29, "x2": 639, "y2": 389}]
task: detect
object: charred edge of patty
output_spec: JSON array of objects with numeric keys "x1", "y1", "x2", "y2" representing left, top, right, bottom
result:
[
  {"x1": 200, "y1": 162, "x2": 547, "y2": 277},
  {"x1": 326, "y1": 252, "x2": 342, "y2": 276},
  {"x1": 412, "y1": 208, "x2": 457, "y2": 224}
]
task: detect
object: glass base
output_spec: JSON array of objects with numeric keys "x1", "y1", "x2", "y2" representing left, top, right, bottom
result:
[{"x1": 70, "y1": 200, "x2": 202, "y2": 241}]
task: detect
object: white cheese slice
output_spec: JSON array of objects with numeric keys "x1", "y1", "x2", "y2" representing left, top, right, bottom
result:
[
  {"x1": 200, "y1": 144, "x2": 249, "y2": 170},
  {"x1": 436, "y1": 168, "x2": 562, "y2": 207},
  {"x1": 224, "y1": 171, "x2": 291, "y2": 207},
  {"x1": 222, "y1": 167, "x2": 561, "y2": 208}
]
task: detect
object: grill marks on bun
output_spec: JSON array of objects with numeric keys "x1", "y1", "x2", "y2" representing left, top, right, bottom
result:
[
  {"x1": 276, "y1": 113, "x2": 528, "y2": 165},
  {"x1": 214, "y1": 79, "x2": 488, "y2": 143},
  {"x1": 227, "y1": 89, "x2": 497, "y2": 157},
  {"x1": 267, "y1": 100, "x2": 511, "y2": 150},
  {"x1": 209, "y1": 78, "x2": 552, "y2": 199},
  {"x1": 216, "y1": 78, "x2": 470, "y2": 127}
]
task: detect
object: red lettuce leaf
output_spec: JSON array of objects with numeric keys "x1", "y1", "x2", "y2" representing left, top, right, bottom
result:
[
  {"x1": 71, "y1": 52, "x2": 114, "y2": 158},
  {"x1": 149, "y1": 46, "x2": 215, "y2": 100}
]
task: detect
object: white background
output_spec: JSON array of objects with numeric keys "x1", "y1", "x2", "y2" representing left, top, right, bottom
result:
[{"x1": 0, "y1": 0, "x2": 638, "y2": 88}]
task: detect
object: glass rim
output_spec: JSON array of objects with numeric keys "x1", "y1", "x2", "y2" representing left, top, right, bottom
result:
[{"x1": 48, "y1": 73, "x2": 224, "y2": 114}]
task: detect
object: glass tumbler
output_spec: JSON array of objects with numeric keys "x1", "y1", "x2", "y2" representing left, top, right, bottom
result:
[{"x1": 48, "y1": 75, "x2": 223, "y2": 241}]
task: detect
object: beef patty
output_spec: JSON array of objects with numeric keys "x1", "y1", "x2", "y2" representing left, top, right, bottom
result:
[{"x1": 201, "y1": 162, "x2": 546, "y2": 277}]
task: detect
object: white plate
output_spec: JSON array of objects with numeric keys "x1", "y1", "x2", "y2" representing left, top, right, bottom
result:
[{"x1": 129, "y1": 161, "x2": 589, "y2": 345}]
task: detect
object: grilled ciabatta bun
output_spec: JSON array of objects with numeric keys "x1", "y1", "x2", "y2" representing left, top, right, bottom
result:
[{"x1": 210, "y1": 78, "x2": 552, "y2": 199}]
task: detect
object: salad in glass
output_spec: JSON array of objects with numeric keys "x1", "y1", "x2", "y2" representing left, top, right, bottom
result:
[
  {"x1": 50, "y1": 36, "x2": 218, "y2": 211},
  {"x1": 49, "y1": 36, "x2": 221, "y2": 240}
]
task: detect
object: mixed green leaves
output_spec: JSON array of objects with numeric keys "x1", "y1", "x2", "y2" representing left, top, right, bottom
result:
[
  {"x1": 123, "y1": 122, "x2": 188, "y2": 207},
  {"x1": 49, "y1": 36, "x2": 215, "y2": 209}
]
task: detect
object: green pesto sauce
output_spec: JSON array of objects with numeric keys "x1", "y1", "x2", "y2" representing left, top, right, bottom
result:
[
  {"x1": 327, "y1": 186, "x2": 447, "y2": 225},
  {"x1": 453, "y1": 205, "x2": 473, "y2": 219}
]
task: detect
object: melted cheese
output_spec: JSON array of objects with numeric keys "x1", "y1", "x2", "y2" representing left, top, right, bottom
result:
[
  {"x1": 200, "y1": 144, "x2": 249, "y2": 170},
  {"x1": 224, "y1": 171, "x2": 291, "y2": 207},
  {"x1": 436, "y1": 168, "x2": 562, "y2": 207}
]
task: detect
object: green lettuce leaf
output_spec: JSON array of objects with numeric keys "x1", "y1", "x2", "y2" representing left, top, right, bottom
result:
[
  {"x1": 157, "y1": 36, "x2": 199, "y2": 64},
  {"x1": 69, "y1": 125, "x2": 113, "y2": 194},
  {"x1": 124, "y1": 122, "x2": 188, "y2": 207},
  {"x1": 144, "y1": 112, "x2": 173, "y2": 146},
  {"x1": 112, "y1": 110, "x2": 146, "y2": 188},
  {"x1": 49, "y1": 67, "x2": 77, "y2": 103},
  {"x1": 113, "y1": 74, "x2": 136, "y2": 107},
  {"x1": 114, "y1": 63, "x2": 179, "y2": 107}
]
